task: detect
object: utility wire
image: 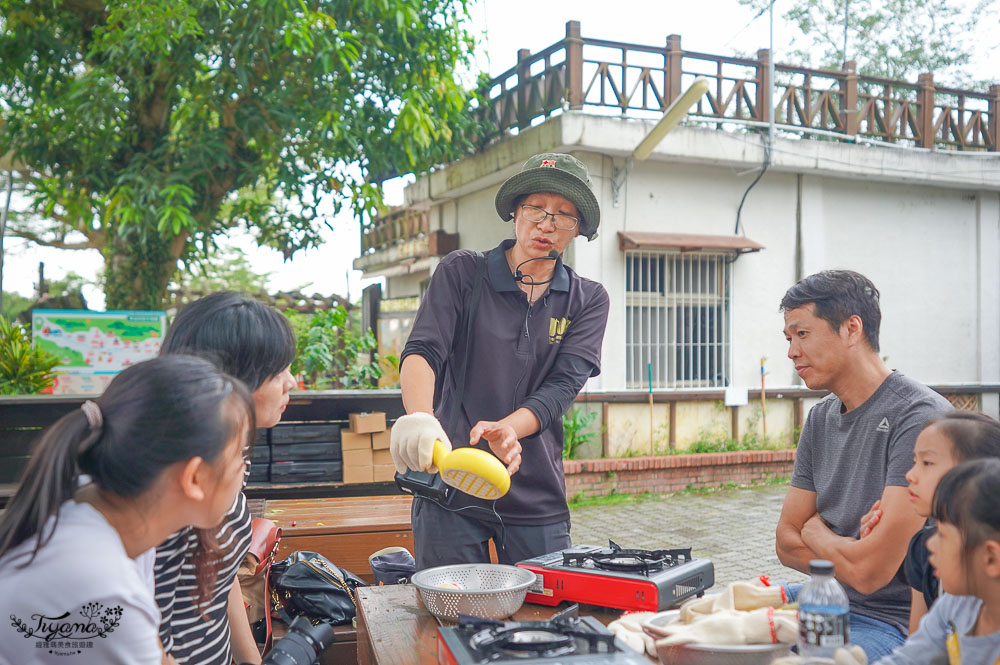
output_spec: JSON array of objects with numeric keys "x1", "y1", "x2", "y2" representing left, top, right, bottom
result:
[{"x1": 734, "y1": 131, "x2": 771, "y2": 236}]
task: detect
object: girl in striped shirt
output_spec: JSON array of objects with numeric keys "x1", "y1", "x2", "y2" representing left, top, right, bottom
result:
[{"x1": 155, "y1": 293, "x2": 296, "y2": 665}]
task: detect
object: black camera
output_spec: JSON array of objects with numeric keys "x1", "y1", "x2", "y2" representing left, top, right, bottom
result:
[{"x1": 256, "y1": 615, "x2": 336, "y2": 665}]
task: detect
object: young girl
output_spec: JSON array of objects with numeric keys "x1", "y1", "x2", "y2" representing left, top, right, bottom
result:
[
  {"x1": 0, "y1": 355, "x2": 254, "y2": 665},
  {"x1": 861, "y1": 412, "x2": 1000, "y2": 632},
  {"x1": 874, "y1": 458, "x2": 1000, "y2": 664},
  {"x1": 154, "y1": 293, "x2": 296, "y2": 665}
]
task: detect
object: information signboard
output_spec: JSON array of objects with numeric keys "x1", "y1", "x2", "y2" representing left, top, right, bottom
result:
[{"x1": 32, "y1": 309, "x2": 167, "y2": 394}]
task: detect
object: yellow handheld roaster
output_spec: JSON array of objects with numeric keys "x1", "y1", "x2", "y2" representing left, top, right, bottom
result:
[{"x1": 431, "y1": 440, "x2": 510, "y2": 500}]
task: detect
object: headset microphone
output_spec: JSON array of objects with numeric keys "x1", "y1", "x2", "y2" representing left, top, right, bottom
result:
[{"x1": 513, "y1": 250, "x2": 559, "y2": 285}]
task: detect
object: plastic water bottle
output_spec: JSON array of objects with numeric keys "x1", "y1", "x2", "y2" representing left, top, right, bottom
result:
[{"x1": 798, "y1": 560, "x2": 850, "y2": 661}]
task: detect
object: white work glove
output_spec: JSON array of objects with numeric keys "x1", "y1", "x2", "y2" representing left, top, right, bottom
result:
[
  {"x1": 606, "y1": 612, "x2": 657, "y2": 657},
  {"x1": 646, "y1": 608, "x2": 799, "y2": 646},
  {"x1": 680, "y1": 581, "x2": 788, "y2": 623},
  {"x1": 389, "y1": 412, "x2": 452, "y2": 474}
]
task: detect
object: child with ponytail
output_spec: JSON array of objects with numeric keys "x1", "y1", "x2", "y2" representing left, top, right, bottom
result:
[
  {"x1": 861, "y1": 412, "x2": 1000, "y2": 632},
  {"x1": 875, "y1": 458, "x2": 1000, "y2": 664},
  {"x1": 0, "y1": 355, "x2": 254, "y2": 665}
]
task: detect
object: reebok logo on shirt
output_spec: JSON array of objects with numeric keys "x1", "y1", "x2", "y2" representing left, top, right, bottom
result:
[
  {"x1": 549, "y1": 317, "x2": 571, "y2": 344},
  {"x1": 876, "y1": 417, "x2": 890, "y2": 432}
]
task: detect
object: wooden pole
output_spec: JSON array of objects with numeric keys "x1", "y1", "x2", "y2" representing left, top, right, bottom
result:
[
  {"x1": 760, "y1": 356, "x2": 768, "y2": 437},
  {"x1": 648, "y1": 362, "x2": 654, "y2": 453}
]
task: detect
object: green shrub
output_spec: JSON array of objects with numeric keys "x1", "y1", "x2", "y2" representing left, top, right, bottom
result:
[
  {"x1": 0, "y1": 317, "x2": 60, "y2": 395},
  {"x1": 286, "y1": 306, "x2": 397, "y2": 389},
  {"x1": 562, "y1": 407, "x2": 599, "y2": 459}
]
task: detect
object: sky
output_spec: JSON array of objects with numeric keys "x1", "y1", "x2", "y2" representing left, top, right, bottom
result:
[{"x1": 2, "y1": 0, "x2": 996, "y2": 310}]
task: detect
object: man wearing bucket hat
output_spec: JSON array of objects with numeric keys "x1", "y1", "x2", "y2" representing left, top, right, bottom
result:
[{"x1": 391, "y1": 152, "x2": 610, "y2": 569}]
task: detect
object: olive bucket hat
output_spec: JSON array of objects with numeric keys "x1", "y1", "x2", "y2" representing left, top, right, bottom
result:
[{"x1": 494, "y1": 152, "x2": 601, "y2": 241}]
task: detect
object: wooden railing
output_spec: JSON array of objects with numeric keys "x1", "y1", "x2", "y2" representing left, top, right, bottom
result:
[
  {"x1": 360, "y1": 21, "x2": 997, "y2": 257},
  {"x1": 360, "y1": 207, "x2": 429, "y2": 255},
  {"x1": 482, "y1": 20, "x2": 999, "y2": 151}
]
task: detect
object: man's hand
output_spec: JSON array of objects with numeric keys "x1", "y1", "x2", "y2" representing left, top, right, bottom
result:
[
  {"x1": 390, "y1": 412, "x2": 452, "y2": 474},
  {"x1": 800, "y1": 486, "x2": 924, "y2": 594},
  {"x1": 859, "y1": 499, "x2": 882, "y2": 539},
  {"x1": 469, "y1": 420, "x2": 522, "y2": 474},
  {"x1": 775, "y1": 486, "x2": 821, "y2": 574}
]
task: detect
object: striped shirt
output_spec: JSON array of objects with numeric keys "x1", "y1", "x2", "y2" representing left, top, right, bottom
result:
[{"x1": 155, "y1": 468, "x2": 253, "y2": 665}]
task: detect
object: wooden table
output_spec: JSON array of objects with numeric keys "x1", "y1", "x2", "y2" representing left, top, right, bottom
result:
[
  {"x1": 354, "y1": 585, "x2": 626, "y2": 665},
  {"x1": 264, "y1": 495, "x2": 413, "y2": 584}
]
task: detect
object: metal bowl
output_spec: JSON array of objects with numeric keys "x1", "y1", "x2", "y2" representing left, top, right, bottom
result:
[
  {"x1": 643, "y1": 610, "x2": 792, "y2": 665},
  {"x1": 410, "y1": 563, "x2": 536, "y2": 621}
]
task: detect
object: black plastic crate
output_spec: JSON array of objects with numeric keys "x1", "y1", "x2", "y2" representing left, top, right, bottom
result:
[
  {"x1": 270, "y1": 423, "x2": 341, "y2": 444},
  {"x1": 269, "y1": 460, "x2": 343, "y2": 483},
  {"x1": 271, "y1": 441, "x2": 341, "y2": 462},
  {"x1": 249, "y1": 444, "x2": 271, "y2": 464},
  {"x1": 247, "y1": 462, "x2": 269, "y2": 484}
]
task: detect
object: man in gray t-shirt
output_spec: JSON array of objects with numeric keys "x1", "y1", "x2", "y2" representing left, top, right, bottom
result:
[{"x1": 776, "y1": 271, "x2": 952, "y2": 662}]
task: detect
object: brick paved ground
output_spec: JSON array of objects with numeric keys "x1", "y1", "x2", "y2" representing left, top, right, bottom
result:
[{"x1": 569, "y1": 481, "x2": 809, "y2": 588}]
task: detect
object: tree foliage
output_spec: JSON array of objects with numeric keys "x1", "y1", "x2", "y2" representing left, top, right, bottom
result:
[
  {"x1": 0, "y1": 1, "x2": 485, "y2": 309},
  {"x1": 738, "y1": 0, "x2": 998, "y2": 85}
]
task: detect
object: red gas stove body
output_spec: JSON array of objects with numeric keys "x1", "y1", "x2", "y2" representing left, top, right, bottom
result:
[{"x1": 517, "y1": 542, "x2": 714, "y2": 612}]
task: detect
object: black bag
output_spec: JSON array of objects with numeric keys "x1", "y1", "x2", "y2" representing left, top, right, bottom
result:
[
  {"x1": 270, "y1": 551, "x2": 367, "y2": 625},
  {"x1": 368, "y1": 546, "x2": 416, "y2": 585}
]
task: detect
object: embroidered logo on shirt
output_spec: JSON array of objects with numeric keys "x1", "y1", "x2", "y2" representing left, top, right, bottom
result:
[
  {"x1": 549, "y1": 317, "x2": 571, "y2": 344},
  {"x1": 10, "y1": 601, "x2": 124, "y2": 654},
  {"x1": 876, "y1": 417, "x2": 891, "y2": 432}
]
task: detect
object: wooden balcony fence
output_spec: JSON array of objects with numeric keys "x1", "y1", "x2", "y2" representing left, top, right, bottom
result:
[{"x1": 360, "y1": 19, "x2": 998, "y2": 255}]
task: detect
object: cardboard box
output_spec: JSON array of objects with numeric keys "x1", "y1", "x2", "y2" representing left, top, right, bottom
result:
[
  {"x1": 373, "y1": 464, "x2": 396, "y2": 482},
  {"x1": 372, "y1": 449, "x2": 393, "y2": 466},
  {"x1": 371, "y1": 429, "x2": 391, "y2": 451},
  {"x1": 342, "y1": 448, "x2": 373, "y2": 484},
  {"x1": 349, "y1": 411, "x2": 386, "y2": 434},
  {"x1": 341, "y1": 430, "x2": 372, "y2": 451}
]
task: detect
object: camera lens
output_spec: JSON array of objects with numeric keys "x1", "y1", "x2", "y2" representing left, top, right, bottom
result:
[{"x1": 261, "y1": 616, "x2": 336, "y2": 665}]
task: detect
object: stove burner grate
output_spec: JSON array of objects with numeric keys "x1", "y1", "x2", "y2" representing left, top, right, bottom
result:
[
  {"x1": 459, "y1": 610, "x2": 618, "y2": 660},
  {"x1": 562, "y1": 540, "x2": 693, "y2": 575}
]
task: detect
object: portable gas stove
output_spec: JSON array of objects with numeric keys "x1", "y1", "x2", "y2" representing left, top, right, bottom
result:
[
  {"x1": 517, "y1": 540, "x2": 714, "y2": 612},
  {"x1": 437, "y1": 605, "x2": 649, "y2": 665}
]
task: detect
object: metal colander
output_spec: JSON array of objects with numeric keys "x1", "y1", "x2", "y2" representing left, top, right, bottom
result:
[{"x1": 411, "y1": 564, "x2": 536, "y2": 621}]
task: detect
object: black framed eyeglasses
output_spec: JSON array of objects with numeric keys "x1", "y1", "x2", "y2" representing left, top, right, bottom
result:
[{"x1": 519, "y1": 204, "x2": 580, "y2": 231}]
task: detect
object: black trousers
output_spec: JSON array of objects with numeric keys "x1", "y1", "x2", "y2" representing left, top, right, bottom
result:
[{"x1": 411, "y1": 497, "x2": 571, "y2": 570}]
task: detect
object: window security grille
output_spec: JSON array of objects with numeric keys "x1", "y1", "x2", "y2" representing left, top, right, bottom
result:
[{"x1": 625, "y1": 251, "x2": 731, "y2": 389}]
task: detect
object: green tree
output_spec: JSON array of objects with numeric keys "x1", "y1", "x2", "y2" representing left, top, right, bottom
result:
[
  {"x1": 1, "y1": 291, "x2": 32, "y2": 322},
  {"x1": 170, "y1": 245, "x2": 275, "y2": 298},
  {"x1": 0, "y1": 1, "x2": 484, "y2": 309},
  {"x1": 739, "y1": 0, "x2": 997, "y2": 84}
]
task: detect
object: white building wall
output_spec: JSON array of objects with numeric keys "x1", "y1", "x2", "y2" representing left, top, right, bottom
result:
[{"x1": 377, "y1": 114, "x2": 1000, "y2": 400}]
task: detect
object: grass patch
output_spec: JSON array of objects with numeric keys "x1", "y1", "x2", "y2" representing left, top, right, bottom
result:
[
  {"x1": 568, "y1": 489, "x2": 656, "y2": 508},
  {"x1": 676, "y1": 475, "x2": 791, "y2": 496},
  {"x1": 568, "y1": 476, "x2": 791, "y2": 506}
]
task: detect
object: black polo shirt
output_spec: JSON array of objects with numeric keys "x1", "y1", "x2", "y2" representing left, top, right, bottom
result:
[{"x1": 401, "y1": 239, "x2": 610, "y2": 525}]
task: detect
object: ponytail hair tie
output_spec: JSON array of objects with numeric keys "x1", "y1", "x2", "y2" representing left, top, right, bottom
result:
[{"x1": 80, "y1": 400, "x2": 103, "y2": 430}]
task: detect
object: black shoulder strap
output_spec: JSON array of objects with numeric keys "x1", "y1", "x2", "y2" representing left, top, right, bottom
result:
[{"x1": 451, "y1": 252, "x2": 486, "y2": 423}]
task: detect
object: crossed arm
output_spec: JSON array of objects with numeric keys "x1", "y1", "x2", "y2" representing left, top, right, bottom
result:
[{"x1": 775, "y1": 485, "x2": 925, "y2": 594}]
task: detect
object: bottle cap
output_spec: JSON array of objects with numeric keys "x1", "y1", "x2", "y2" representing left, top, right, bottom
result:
[{"x1": 809, "y1": 559, "x2": 834, "y2": 575}]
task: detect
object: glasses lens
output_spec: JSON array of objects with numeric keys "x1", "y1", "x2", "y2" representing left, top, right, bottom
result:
[
  {"x1": 521, "y1": 205, "x2": 578, "y2": 230},
  {"x1": 552, "y1": 215, "x2": 579, "y2": 230},
  {"x1": 520, "y1": 205, "x2": 545, "y2": 222}
]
